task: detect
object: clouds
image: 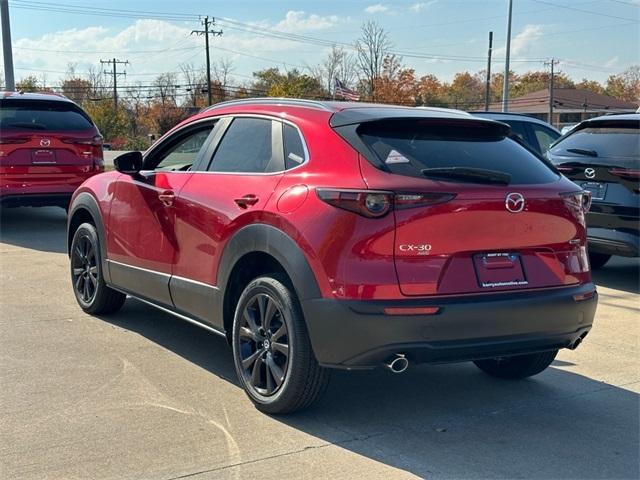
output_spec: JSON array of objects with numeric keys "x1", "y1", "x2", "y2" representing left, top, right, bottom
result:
[
  {"x1": 410, "y1": 1, "x2": 437, "y2": 12},
  {"x1": 494, "y1": 24, "x2": 545, "y2": 57},
  {"x1": 364, "y1": 4, "x2": 389, "y2": 14},
  {"x1": 273, "y1": 10, "x2": 343, "y2": 32}
]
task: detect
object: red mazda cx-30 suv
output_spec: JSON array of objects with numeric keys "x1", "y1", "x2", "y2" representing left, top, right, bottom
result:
[
  {"x1": 1, "y1": 91, "x2": 104, "y2": 209},
  {"x1": 67, "y1": 99, "x2": 597, "y2": 413}
]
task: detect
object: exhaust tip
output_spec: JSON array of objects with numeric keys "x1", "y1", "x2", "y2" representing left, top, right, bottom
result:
[{"x1": 385, "y1": 354, "x2": 409, "y2": 373}]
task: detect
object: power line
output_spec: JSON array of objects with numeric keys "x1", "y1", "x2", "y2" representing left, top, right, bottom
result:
[
  {"x1": 531, "y1": 0, "x2": 640, "y2": 22},
  {"x1": 191, "y1": 16, "x2": 222, "y2": 106},
  {"x1": 100, "y1": 58, "x2": 128, "y2": 109}
]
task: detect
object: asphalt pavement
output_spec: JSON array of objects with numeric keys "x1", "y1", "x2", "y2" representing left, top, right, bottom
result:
[{"x1": 1, "y1": 206, "x2": 638, "y2": 480}]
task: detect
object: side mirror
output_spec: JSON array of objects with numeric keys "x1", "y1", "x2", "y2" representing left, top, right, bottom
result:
[{"x1": 114, "y1": 151, "x2": 143, "y2": 175}]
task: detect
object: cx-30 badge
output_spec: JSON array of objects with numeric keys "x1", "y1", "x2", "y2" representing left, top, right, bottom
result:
[
  {"x1": 40, "y1": 139, "x2": 51, "y2": 147},
  {"x1": 505, "y1": 192, "x2": 525, "y2": 213},
  {"x1": 585, "y1": 168, "x2": 596, "y2": 179}
]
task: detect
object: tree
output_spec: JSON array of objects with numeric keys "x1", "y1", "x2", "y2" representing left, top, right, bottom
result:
[
  {"x1": 355, "y1": 20, "x2": 392, "y2": 101},
  {"x1": 16, "y1": 75, "x2": 40, "y2": 92},
  {"x1": 606, "y1": 65, "x2": 640, "y2": 102},
  {"x1": 575, "y1": 79, "x2": 605, "y2": 95},
  {"x1": 181, "y1": 63, "x2": 206, "y2": 108},
  {"x1": 153, "y1": 72, "x2": 179, "y2": 105},
  {"x1": 83, "y1": 99, "x2": 129, "y2": 142},
  {"x1": 253, "y1": 68, "x2": 326, "y2": 99},
  {"x1": 372, "y1": 55, "x2": 417, "y2": 105},
  {"x1": 444, "y1": 71, "x2": 485, "y2": 108},
  {"x1": 313, "y1": 45, "x2": 357, "y2": 96},
  {"x1": 416, "y1": 74, "x2": 445, "y2": 106}
]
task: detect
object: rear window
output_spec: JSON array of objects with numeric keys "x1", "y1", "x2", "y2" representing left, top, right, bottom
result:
[
  {"x1": 550, "y1": 122, "x2": 639, "y2": 159},
  {"x1": 0, "y1": 99, "x2": 93, "y2": 131},
  {"x1": 358, "y1": 119, "x2": 559, "y2": 185}
]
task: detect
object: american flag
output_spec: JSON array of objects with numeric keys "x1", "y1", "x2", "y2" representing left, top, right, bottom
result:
[{"x1": 334, "y1": 78, "x2": 360, "y2": 101}]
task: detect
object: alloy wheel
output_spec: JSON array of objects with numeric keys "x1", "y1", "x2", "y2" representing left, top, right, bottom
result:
[
  {"x1": 71, "y1": 235, "x2": 98, "y2": 304},
  {"x1": 237, "y1": 293, "x2": 290, "y2": 396}
]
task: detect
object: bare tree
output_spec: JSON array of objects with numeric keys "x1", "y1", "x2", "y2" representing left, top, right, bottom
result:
[
  {"x1": 212, "y1": 57, "x2": 234, "y2": 86},
  {"x1": 87, "y1": 65, "x2": 108, "y2": 100},
  {"x1": 313, "y1": 45, "x2": 358, "y2": 96},
  {"x1": 181, "y1": 63, "x2": 205, "y2": 107},
  {"x1": 355, "y1": 20, "x2": 392, "y2": 101},
  {"x1": 153, "y1": 72, "x2": 179, "y2": 105}
]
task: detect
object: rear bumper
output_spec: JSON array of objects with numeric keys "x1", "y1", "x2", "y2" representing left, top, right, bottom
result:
[
  {"x1": 301, "y1": 283, "x2": 597, "y2": 369},
  {"x1": 0, "y1": 193, "x2": 73, "y2": 208},
  {"x1": 587, "y1": 227, "x2": 639, "y2": 257}
]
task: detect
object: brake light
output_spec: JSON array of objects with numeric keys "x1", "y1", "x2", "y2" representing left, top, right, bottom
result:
[
  {"x1": 556, "y1": 166, "x2": 574, "y2": 173},
  {"x1": 317, "y1": 189, "x2": 455, "y2": 218},
  {"x1": 608, "y1": 168, "x2": 640, "y2": 180}
]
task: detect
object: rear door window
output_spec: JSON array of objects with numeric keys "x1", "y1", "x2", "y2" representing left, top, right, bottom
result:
[
  {"x1": 530, "y1": 124, "x2": 560, "y2": 154},
  {"x1": 208, "y1": 117, "x2": 283, "y2": 173},
  {"x1": 357, "y1": 119, "x2": 559, "y2": 185},
  {"x1": 283, "y1": 124, "x2": 306, "y2": 169},
  {"x1": 0, "y1": 99, "x2": 94, "y2": 131}
]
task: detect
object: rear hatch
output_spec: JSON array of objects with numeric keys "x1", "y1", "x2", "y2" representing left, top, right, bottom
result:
[
  {"x1": 548, "y1": 118, "x2": 639, "y2": 230},
  {"x1": 0, "y1": 98, "x2": 103, "y2": 192},
  {"x1": 333, "y1": 114, "x2": 590, "y2": 296}
]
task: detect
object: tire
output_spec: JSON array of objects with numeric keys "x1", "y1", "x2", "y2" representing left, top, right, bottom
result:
[
  {"x1": 473, "y1": 350, "x2": 558, "y2": 379},
  {"x1": 70, "y1": 222, "x2": 125, "y2": 315},
  {"x1": 588, "y1": 252, "x2": 611, "y2": 269},
  {"x1": 231, "y1": 274, "x2": 330, "y2": 414}
]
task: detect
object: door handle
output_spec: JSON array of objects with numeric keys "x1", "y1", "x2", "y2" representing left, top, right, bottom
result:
[
  {"x1": 158, "y1": 190, "x2": 175, "y2": 207},
  {"x1": 234, "y1": 194, "x2": 259, "y2": 209}
]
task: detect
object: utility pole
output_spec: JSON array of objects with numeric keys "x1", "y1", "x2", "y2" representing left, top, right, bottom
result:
[
  {"x1": 1, "y1": 0, "x2": 15, "y2": 90},
  {"x1": 544, "y1": 58, "x2": 560, "y2": 127},
  {"x1": 191, "y1": 16, "x2": 222, "y2": 106},
  {"x1": 502, "y1": 0, "x2": 513, "y2": 112},
  {"x1": 484, "y1": 31, "x2": 493, "y2": 111},
  {"x1": 100, "y1": 58, "x2": 128, "y2": 110}
]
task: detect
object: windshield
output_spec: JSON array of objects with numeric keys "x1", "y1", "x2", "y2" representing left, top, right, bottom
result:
[{"x1": 358, "y1": 119, "x2": 559, "y2": 185}]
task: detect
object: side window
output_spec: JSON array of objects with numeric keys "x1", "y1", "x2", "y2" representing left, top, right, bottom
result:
[
  {"x1": 531, "y1": 125, "x2": 560, "y2": 154},
  {"x1": 283, "y1": 124, "x2": 306, "y2": 169},
  {"x1": 149, "y1": 126, "x2": 214, "y2": 171},
  {"x1": 209, "y1": 117, "x2": 281, "y2": 173},
  {"x1": 506, "y1": 121, "x2": 529, "y2": 143}
]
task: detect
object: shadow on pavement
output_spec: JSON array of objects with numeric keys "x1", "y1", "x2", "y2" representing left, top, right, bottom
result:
[
  {"x1": 0, "y1": 206, "x2": 67, "y2": 254},
  {"x1": 100, "y1": 298, "x2": 639, "y2": 480},
  {"x1": 592, "y1": 256, "x2": 640, "y2": 294}
]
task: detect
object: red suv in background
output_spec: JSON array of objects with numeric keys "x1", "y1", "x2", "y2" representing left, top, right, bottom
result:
[
  {"x1": 67, "y1": 99, "x2": 597, "y2": 414},
  {"x1": 0, "y1": 91, "x2": 104, "y2": 209}
]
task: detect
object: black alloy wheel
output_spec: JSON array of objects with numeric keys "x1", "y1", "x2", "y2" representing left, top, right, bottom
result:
[
  {"x1": 238, "y1": 292, "x2": 290, "y2": 396},
  {"x1": 72, "y1": 233, "x2": 99, "y2": 305}
]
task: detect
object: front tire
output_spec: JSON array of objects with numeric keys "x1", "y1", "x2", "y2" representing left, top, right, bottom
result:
[
  {"x1": 232, "y1": 274, "x2": 330, "y2": 414},
  {"x1": 473, "y1": 350, "x2": 558, "y2": 379},
  {"x1": 588, "y1": 252, "x2": 611, "y2": 269},
  {"x1": 70, "y1": 222, "x2": 125, "y2": 315}
]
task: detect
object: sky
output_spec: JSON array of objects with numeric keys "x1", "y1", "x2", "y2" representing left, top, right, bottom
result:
[{"x1": 2, "y1": 0, "x2": 639, "y2": 90}]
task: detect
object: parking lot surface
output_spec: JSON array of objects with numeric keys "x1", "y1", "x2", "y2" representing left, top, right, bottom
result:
[{"x1": 1, "y1": 206, "x2": 638, "y2": 480}]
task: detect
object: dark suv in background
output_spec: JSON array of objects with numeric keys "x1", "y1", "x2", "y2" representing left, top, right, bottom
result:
[
  {"x1": 0, "y1": 91, "x2": 104, "y2": 209},
  {"x1": 548, "y1": 113, "x2": 639, "y2": 268}
]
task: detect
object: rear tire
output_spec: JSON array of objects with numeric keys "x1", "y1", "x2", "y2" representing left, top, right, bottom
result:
[
  {"x1": 70, "y1": 222, "x2": 125, "y2": 315},
  {"x1": 232, "y1": 274, "x2": 330, "y2": 414},
  {"x1": 473, "y1": 350, "x2": 558, "y2": 379},
  {"x1": 588, "y1": 252, "x2": 611, "y2": 269}
]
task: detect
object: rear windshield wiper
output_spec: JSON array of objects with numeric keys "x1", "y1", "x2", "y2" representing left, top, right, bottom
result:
[
  {"x1": 566, "y1": 148, "x2": 598, "y2": 157},
  {"x1": 5, "y1": 122, "x2": 46, "y2": 130},
  {"x1": 421, "y1": 167, "x2": 511, "y2": 185}
]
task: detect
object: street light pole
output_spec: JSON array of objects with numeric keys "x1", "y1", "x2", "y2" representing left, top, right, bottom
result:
[
  {"x1": 501, "y1": 0, "x2": 513, "y2": 112},
  {"x1": 1, "y1": 0, "x2": 15, "y2": 90}
]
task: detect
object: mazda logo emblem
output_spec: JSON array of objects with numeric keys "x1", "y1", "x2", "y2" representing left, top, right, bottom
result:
[
  {"x1": 585, "y1": 168, "x2": 596, "y2": 179},
  {"x1": 40, "y1": 139, "x2": 51, "y2": 147},
  {"x1": 505, "y1": 192, "x2": 525, "y2": 213}
]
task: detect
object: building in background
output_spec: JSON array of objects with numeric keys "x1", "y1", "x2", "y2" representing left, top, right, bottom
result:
[{"x1": 491, "y1": 88, "x2": 638, "y2": 129}]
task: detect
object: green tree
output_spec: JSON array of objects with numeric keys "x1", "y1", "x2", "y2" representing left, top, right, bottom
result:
[
  {"x1": 606, "y1": 66, "x2": 640, "y2": 102},
  {"x1": 253, "y1": 68, "x2": 326, "y2": 99},
  {"x1": 16, "y1": 75, "x2": 40, "y2": 92},
  {"x1": 83, "y1": 99, "x2": 129, "y2": 142}
]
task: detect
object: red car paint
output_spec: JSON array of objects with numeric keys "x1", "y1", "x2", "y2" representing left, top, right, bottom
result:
[
  {"x1": 73, "y1": 100, "x2": 591, "y2": 304},
  {"x1": 0, "y1": 92, "x2": 103, "y2": 208}
]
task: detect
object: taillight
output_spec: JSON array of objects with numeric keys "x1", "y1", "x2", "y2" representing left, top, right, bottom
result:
[
  {"x1": 556, "y1": 166, "x2": 574, "y2": 174},
  {"x1": 0, "y1": 137, "x2": 29, "y2": 145},
  {"x1": 608, "y1": 168, "x2": 640, "y2": 181},
  {"x1": 62, "y1": 135, "x2": 103, "y2": 146},
  {"x1": 317, "y1": 189, "x2": 455, "y2": 218},
  {"x1": 561, "y1": 190, "x2": 591, "y2": 226}
]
